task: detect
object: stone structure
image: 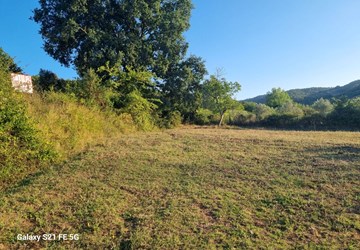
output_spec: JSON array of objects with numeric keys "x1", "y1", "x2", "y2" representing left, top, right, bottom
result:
[{"x1": 10, "y1": 73, "x2": 33, "y2": 93}]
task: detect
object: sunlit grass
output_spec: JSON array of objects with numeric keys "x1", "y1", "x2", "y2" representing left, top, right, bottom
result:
[{"x1": 0, "y1": 127, "x2": 359, "y2": 249}]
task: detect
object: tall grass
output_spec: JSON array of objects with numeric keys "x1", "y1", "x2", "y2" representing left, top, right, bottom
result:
[
  {"x1": 24, "y1": 92, "x2": 137, "y2": 159},
  {"x1": 1, "y1": 87, "x2": 137, "y2": 190},
  {"x1": 0, "y1": 71, "x2": 54, "y2": 188}
]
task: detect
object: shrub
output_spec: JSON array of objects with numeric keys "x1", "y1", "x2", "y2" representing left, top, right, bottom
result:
[
  {"x1": 254, "y1": 104, "x2": 276, "y2": 121},
  {"x1": 161, "y1": 110, "x2": 182, "y2": 128},
  {"x1": 122, "y1": 90, "x2": 157, "y2": 131},
  {"x1": 312, "y1": 98, "x2": 334, "y2": 117},
  {"x1": 195, "y1": 108, "x2": 213, "y2": 125},
  {"x1": 25, "y1": 91, "x2": 136, "y2": 157},
  {"x1": 231, "y1": 110, "x2": 256, "y2": 125},
  {"x1": 0, "y1": 56, "x2": 55, "y2": 188}
]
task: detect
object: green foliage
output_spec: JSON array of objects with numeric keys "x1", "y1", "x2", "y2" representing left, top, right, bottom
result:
[
  {"x1": 33, "y1": 0, "x2": 210, "y2": 125},
  {"x1": 25, "y1": 91, "x2": 136, "y2": 157},
  {"x1": 201, "y1": 74, "x2": 241, "y2": 125},
  {"x1": 195, "y1": 108, "x2": 214, "y2": 125},
  {"x1": 229, "y1": 110, "x2": 256, "y2": 125},
  {"x1": 96, "y1": 64, "x2": 162, "y2": 129},
  {"x1": 266, "y1": 88, "x2": 293, "y2": 108},
  {"x1": 161, "y1": 110, "x2": 182, "y2": 128},
  {"x1": 123, "y1": 90, "x2": 157, "y2": 131},
  {"x1": 236, "y1": 95, "x2": 360, "y2": 130},
  {"x1": 253, "y1": 103, "x2": 276, "y2": 121},
  {"x1": 0, "y1": 51, "x2": 55, "y2": 187},
  {"x1": 277, "y1": 101, "x2": 304, "y2": 118},
  {"x1": 161, "y1": 56, "x2": 207, "y2": 121},
  {"x1": 33, "y1": 69, "x2": 73, "y2": 92},
  {"x1": 33, "y1": 0, "x2": 193, "y2": 78},
  {"x1": 328, "y1": 97, "x2": 360, "y2": 128},
  {"x1": 0, "y1": 47, "x2": 22, "y2": 73},
  {"x1": 75, "y1": 68, "x2": 115, "y2": 108},
  {"x1": 98, "y1": 64, "x2": 159, "y2": 108},
  {"x1": 312, "y1": 98, "x2": 334, "y2": 117}
]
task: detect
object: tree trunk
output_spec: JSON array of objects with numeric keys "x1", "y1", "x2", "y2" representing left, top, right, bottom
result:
[{"x1": 219, "y1": 112, "x2": 225, "y2": 126}]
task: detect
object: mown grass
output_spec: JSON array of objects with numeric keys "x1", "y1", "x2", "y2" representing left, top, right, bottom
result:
[{"x1": 0, "y1": 127, "x2": 359, "y2": 249}]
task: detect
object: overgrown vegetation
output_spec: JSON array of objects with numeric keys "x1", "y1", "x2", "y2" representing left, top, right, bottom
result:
[
  {"x1": 24, "y1": 92, "x2": 136, "y2": 158},
  {"x1": 0, "y1": 48, "x2": 138, "y2": 189},
  {"x1": 205, "y1": 88, "x2": 360, "y2": 130},
  {"x1": 0, "y1": 48, "x2": 55, "y2": 189},
  {"x1": 232, "y1": 89, "x2": 360, "y2": 130}
]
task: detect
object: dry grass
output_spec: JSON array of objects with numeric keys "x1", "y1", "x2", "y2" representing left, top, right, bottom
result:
[
  {"x1": 24, "y1": 92, "x2": 137, "y2": 158},
  {"x1": 0, "y1": 127, "x2": 359, "y2": 249}
]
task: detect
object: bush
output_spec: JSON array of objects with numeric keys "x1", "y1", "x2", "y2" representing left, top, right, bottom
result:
[
  {"x1": 1, "y1": 56, "x2": 55, "y2": 188},
  {"x1": 161, "y1": 110, "x2": 182, "y2": 128},
  {"x1": 231, "y1": 110, "x2": 256, "y2": 125},
  {"x1": 195, "y1": 108, "x2": 213, "y2": 125},
  {"x1": 254, "y1": 104, "x2": 276, "y2": 121},
  {"x1": 122, "y1": 90, "x2": 157, "y2": 131},
  {"x1": 312, "y1": 98, "x2": 334, "y2": 117},
  {"x1": 25, "y1": 91, "x2": 136, "y2": 157}
]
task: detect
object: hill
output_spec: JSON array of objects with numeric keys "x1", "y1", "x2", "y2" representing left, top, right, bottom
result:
[{"x1": 245, "y1": 80, "x2": 360, "y2": 104}]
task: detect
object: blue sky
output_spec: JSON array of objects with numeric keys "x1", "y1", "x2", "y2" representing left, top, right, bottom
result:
[{"x1": 1, "y1": 0, "x2": 360, "y2": 99}]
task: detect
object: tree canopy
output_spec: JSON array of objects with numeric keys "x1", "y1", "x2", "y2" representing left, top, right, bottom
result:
[
  {"x1": 201, "y1": 74, "x2": 241, "y2": 126},
  {"x1": 0, "y1": 47, "x2": 22, "y2": 73},
  {"x1": 160, "y1": 55, "x2": 207, "y2": 121},
  {"x1": 266, "y1": 88, "x2": 293, "y2": 108},
  {"x1": 33, "y1": 0, "x2": 192, "y2": 77}
]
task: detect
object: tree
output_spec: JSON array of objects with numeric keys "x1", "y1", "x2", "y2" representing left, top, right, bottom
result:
[
  {"x1": 329, "y1": 97, "x2": 360, "y2": 128},
  {"x1": 160, "y1": 55, "x2": 207, "y2": 121},
  {"x1": 33, "y1": 0, "x2": 192, "y2": 78},
  {"x1": 254, "y1": 103, "x2": 275, "y2": 121},
  {"x1": 278, "y1": 101, "x2": 304, "y2": 118},
  {"x1": 201, "y1": 73, "x2": 241, "y2": 126},
  {"x1": 312, "y1": 98, "x2": 334, "y2": 117},
  {"x1": 266, "y1": 88, "x2": 293, "y2": 108},
  {"x1": 35, "y1": 69, "x2": 61, "y2": 91},
  {"x1": 0, "y1": 47, "x2": 22, "y2": 73}
]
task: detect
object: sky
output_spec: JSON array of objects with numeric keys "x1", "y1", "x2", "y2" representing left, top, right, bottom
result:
[{"x1": 1, "y1": 0, "x2": 360, "y2": 100}]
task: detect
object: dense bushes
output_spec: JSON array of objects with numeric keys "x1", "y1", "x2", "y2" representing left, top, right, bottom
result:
[
  {"x1": 25, "y1": 92, "x2": 136, "y2": 157},
  {"x1": 231, "y1": 96, "x2": 360, "y2": 130},
  {"x1": 0, "y1": 52, "x2": 55, "y2": 188},
  {"x1": 195, "y1": 86, "x2": 360, "y2": 130}
]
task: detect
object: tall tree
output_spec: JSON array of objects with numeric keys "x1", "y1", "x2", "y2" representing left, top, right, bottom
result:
[
  {"x1": 266, "y1": 88, "x2": 293, "y2": 108},
  {"x1": 33, "y1": 0, "x2": 192, "y2": 78},
  {"x1": 311, "y1": 98, "x2": 334, "y2": 117},
  {"x1": 201, "y1": 73, "x2": 241, "y2": 126},
  {"x1": 160, "y1": 55, "x2": 207, "y2": 121}
]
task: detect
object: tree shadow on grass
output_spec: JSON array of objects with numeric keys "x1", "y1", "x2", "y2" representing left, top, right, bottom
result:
[
  {"x1": 2, "y1": 148, "x2": 97, "y2": 195},
  {"x1": 307, "y1": 145, "x2": 360, "y2": 163}
]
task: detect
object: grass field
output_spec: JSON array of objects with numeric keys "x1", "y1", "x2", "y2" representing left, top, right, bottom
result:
[{"x1": 0, "y1": 127, "x2": 359, "y2": 249}]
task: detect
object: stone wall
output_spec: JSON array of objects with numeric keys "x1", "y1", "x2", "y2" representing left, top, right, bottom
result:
[{"x1": 11, "y1": 73, "x2": 33, "y2": 93}]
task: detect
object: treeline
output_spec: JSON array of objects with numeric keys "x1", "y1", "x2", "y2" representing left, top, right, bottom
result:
[
  {"x1": 32, "y1": 67, "x2": 241, "y2": 128},
  {"x1": 28, "y1": 0, "x2": 245, "y2": 129},
  {"x1": 214, "y1": 88, "x2": 360, "y2": 130}
]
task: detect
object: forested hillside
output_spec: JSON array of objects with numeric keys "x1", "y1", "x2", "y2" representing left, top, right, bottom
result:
[{"x1": 245, "y1": 80, "x2": 360, "y2": 104}]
